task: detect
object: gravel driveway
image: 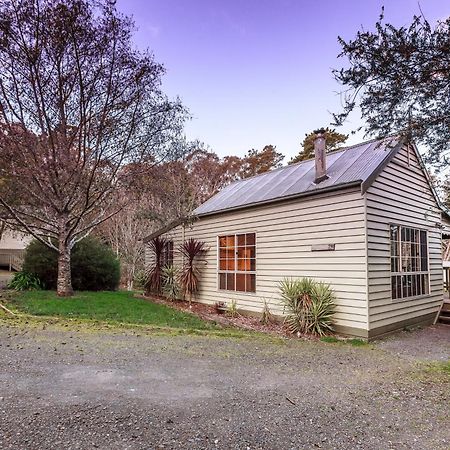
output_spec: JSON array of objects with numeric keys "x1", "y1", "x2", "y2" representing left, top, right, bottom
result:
[{"x1": 0, "y1": 319, "x2": 448, "y2": 450}]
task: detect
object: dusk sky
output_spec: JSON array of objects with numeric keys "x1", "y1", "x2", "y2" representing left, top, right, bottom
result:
[{"x1": 117, "y1": 0, "x2": 449, "y2": 160}]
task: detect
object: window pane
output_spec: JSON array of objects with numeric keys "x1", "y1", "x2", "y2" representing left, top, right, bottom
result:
[
  {"x1": 247, "y1": 246, "x2": 256, "y2": 258},
  {"x1": 218, "y1": 236, "x2": 227, "y2": 247},
  {"x1": 237, "y1": 234, "x2": 246, "y2": 246},
  {"x1": 219, "y1": 273, "x2": 226, "y2": 290},
  {"x1": 391, "y1": 241, "x2": 398, "y2": 257},
  {"x1": 411, "y1": 274, "x2": 417, "y2": 297},
  {"x1": 226, "y1": 273, "x2": 235, "y2": 291},
  {"x1": 402, "y1": 275, "x2": 408, "y2": 298},
  {"x1": 249, "y1": 259, "x2": 256, "y2": 271},
  {"x1": 236, "y1": 274, "x2": 246, "y2": 291},
  {"x1": 420, "y1": 245, "x2": 428, "y2": 271},
  {"x1": 390, "y1": 225, "x2": 399, "y2": 242},
  {"x1": 245, "y1": 274, "x2": 256, "y2": 292},
  {"x1": 237, "y1": 247, "x2": 247, "y2": 259},
  {"x1": 246, "y1": 233, "x2": 256, "y2": 245},
  {"x1": 422, "y1": 274, "x2": 429, "y2": 294},
  {"x1": 226, "y1": 259, "x2": 235, "y2": 270},
  {"x1": 237, "y1": 259, "x2": 248, "y2": 271},
  {"x1": 391, "y1": 276, "x2": 397, "y2": 299},
  {"x1": 219, "y1": 259, "x2": 227, "y2": 270},
  {"x1": 391, "y1": 257, "x2": 399, "y2": 273}
]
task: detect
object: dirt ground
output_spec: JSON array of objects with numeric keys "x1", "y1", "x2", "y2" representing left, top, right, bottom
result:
[
  {"x1": 0, "y1": 318, "x2": 448, "y2": 450},
  {"x1": 0, "y1": 270, "x2": 13, "y2": 289}
]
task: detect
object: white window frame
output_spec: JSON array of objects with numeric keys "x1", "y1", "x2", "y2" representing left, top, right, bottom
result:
[
  {"x1": 390, "y1": 224, "x2": 430, "y2": 301},
  {"x1": 217, "y1": 232, "x2": 256, "y2": 293}
]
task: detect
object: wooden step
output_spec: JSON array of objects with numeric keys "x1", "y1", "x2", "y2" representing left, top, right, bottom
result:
[{"x1": 438, "y1": 315, "x2": 450, "y2": 324}]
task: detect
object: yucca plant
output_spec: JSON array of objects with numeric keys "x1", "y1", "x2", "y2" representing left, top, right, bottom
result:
[
  {"x1": 178, "y1": 238, "x2": 207, "y2": 306},
  {"x1": 279, "y1": 277, "x2": 335, "y2": 336},
  {"x1": 306, "y1": 282, "x2": 336, "y2": 335},
  {"x1": 162, "y1": 264, "x2": 180, "y2": 301},
  {"x1": 144, "y1": 236, "x2": 167, "y2": 295}
]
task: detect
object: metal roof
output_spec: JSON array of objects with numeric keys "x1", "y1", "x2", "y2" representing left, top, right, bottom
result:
[{"x1": 194, "y1": 137, "x2": 402, "y2": 216}]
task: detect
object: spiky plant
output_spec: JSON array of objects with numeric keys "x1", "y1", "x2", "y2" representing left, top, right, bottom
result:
[
  {"x1": 260, "y1": 298, "x2": 274, "y2": 325},
  {"x1": 144, "y1": 236, "x2": 167, "y2": 295},
  {"x1": 278, "y1": 277, "x2": 335, "y2": 336},
  {"x1": 162, "y1": 264, "x2": 180, "y2": 301},
  {"x1": 178, "y1": 238, "x2": 207, "y2": 305},
  {"x1": 306, "y1": 282, "x2": 336, "y2": 336},
  {"x1": 226, "y1": 299, "x2": 239, "y2": 317}
]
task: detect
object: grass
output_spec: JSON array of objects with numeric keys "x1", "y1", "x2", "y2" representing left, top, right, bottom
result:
[{"x1": 5, "y1": 290, "x2": 221, "y2": 331}]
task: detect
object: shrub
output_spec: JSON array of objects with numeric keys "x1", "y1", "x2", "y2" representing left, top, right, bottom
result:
[
  {"x1": 279, "y1": 277, "x2": 335, "y2": 336},
  {"x1": 260, "y1": 298, "x2": 274, "y2": 325},
  {"x1": 162, "y1": 265, "x2": 180, "y2": 301},
  {"x1": 8, "y1": 271, "x2": 42, "y2": 291},
  {"x1": 22, "y1": 237, "x2": 120, "y2": 291},
  {"x1": 133, "y1": 270, "x2": 147, "y2": 291},
  {"x1": 226, "y1": 299, "x2": 239, "y2": 317}
]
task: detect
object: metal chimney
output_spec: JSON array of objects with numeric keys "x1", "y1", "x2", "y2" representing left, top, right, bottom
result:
[{"x1": 314, "y1": 130, "x2": 328, "y2": 183}]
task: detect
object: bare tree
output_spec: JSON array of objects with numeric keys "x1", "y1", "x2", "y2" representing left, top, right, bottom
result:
[
  {"x1": 97, "y1": 193, "x2": 154, "y2": 291},
  {"x1": 0, "y1": 0, "x2": 187, "y2": 295}
]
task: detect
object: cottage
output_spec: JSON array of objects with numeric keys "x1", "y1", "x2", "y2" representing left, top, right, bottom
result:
[{"x1": 145, "y1": 134, "x2": 447, "y2": 338}]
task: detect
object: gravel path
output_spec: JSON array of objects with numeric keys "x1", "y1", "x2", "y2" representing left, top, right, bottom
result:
[{"x1": 0, "y1": 320, "x2": 448, "y2": 450}]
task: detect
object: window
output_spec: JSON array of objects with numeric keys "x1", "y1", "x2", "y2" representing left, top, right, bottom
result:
[
  {"x1": 218, "y1": 233, "x2": 256, "y2": 292},
  {"x1": 161, "y1": 240, "x2": 174, "y2": 267},
  {"x1": 390, "y1": 225, "x2": 429, "y2": 300}
]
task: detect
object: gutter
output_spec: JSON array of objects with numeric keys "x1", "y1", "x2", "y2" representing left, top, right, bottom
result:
[{"x1": 193, "y1": 180, "x2": 363, "y2": 219}]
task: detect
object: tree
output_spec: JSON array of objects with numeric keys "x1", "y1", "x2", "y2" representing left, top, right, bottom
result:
[
  {"x1": 333, "y1": 9, "x2": 450, "y2": 166},
  {"x1": 240, "y1": 145, "x2": 284, "y2": 178},
  {"x1": 0, "y1": 0, "x2": 187, "y2": 296},
  {"x1": 289, "y1": 128, "x2": 348, "y2": 164}
]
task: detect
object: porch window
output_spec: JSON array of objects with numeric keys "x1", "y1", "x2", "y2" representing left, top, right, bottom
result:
[
  {"x1": 218, "y1": 233, "x2": 256, "y2": 292},
  {"x1": 390, "y1": 225, "x2": 429, "y2": 300}
]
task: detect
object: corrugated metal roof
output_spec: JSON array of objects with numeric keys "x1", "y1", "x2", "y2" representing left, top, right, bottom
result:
[{"x1": 194, "y1": 137, "x2": 401, "y2": 216}]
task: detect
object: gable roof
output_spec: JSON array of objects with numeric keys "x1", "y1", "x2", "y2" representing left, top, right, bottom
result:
[{"x1": 193, "y1": 136, "x2": 403, "y2": 217}]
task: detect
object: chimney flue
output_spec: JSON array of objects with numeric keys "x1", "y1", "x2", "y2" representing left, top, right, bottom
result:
[{"x1": 314, "y1": 130, "x2": 328, "y2": 183}]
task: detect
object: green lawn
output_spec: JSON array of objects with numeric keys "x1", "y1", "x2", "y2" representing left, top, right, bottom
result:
[{"x1": 7, "y1": 290, "x2": 219, "y2": 331}]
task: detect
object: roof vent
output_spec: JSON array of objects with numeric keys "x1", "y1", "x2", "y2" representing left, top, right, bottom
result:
[{"x1": 314, "y1": 130, "x2": 328, "y2": 183}]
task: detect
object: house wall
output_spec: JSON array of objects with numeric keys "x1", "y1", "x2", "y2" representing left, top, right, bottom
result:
[
  {"x1": 146, "y1": 186, "x2": 369, "y2": 336},
  {"x1": 365, "y1": 144, "x2": 443, "y2": 337}
]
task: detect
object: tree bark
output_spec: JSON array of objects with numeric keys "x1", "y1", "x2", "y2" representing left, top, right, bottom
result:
[{"x1": 57, "y1": 240, "x2": 73, "y2": 297}]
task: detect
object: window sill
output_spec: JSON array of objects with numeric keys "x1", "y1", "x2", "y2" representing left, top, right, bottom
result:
[
  {"x1": 390, "y1": 293, "x2": 432, "y2": 303},
  {"x1": 217, "y1": 288, "x2": 257, "y2": 296}
]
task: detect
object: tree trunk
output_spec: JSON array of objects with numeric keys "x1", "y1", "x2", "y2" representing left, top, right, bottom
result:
[{"x1": 57, "y1": 241, "x2": 73, "y2": 297}]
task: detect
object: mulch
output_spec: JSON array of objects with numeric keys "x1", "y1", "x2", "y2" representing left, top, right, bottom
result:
[{"x1": 137, "y1": 294, "x2": 294, "y2": 338}]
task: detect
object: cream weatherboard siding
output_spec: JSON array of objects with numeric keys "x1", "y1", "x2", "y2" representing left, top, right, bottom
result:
[
  {"x1": 365, "y1": 145, "x2": 443, "y2": 336},
  {"x1": 146, "y1": 187, "x2": 369, "y2": 335}
]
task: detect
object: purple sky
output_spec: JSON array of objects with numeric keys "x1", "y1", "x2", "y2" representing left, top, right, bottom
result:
[{"x1": 117, "y1": 0, "x2": 448, "y2": 160}]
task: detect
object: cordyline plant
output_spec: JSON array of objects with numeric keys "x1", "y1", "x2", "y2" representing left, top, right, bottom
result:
[
  {"x1": 178, "y1": 238, "x2": 207, "y2": 306},
  {"x1": 0, "y1": 0, "x2": 187, "y2": 296},
  {"x1": 144, "y1": 236, "x2": 167, "y2": 295}
]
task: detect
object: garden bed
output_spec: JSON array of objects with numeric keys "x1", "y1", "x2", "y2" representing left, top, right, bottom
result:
[{"x1": 139, "y1": 294, "x2": 294, "y2": 338}]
